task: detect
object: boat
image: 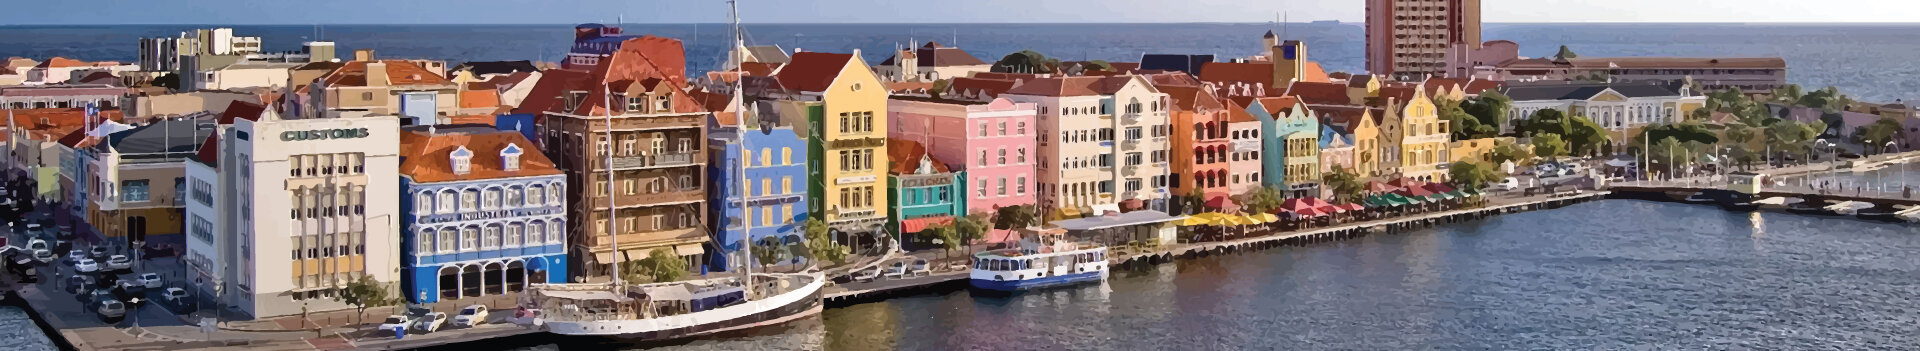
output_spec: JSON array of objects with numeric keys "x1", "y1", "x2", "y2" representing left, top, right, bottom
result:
[
  {"x1": 1824, "y1": 201, "x2": 1875, "y2": 216},
  {"x1": 969, "y1": 229, "x2": 1109, "y2": 293},
  {"x1": 526, "y1": 1, "x2": 825, "y2": 339},
  {"x1": 1785, "y1": 199, "x2": 1843, "y2": 216},
  {"x1": 1855, "y1": 205, "x2": 1911, "y2": 223}
]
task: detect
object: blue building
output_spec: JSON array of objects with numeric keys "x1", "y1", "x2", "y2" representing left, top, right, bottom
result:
[
  {"x1": 706, "y1": 119, "x2": 810, "y2": 272},
  {"x1": 398, "y1": 128, "x2": 568, "y2": 304}
]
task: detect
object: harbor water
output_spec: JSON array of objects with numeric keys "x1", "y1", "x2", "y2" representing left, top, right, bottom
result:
[{"x1": 612, "y1": 200, "x2": 1920, "y2": 350}]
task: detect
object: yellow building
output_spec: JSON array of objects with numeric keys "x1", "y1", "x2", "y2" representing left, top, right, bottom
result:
[
  {"x1": 1399, "y1": 88, "x2": 1450, "y2": 182},
  {"x1": 762, "y1": 50, "x2": 891, "y2": 249},
  {"x1": 1448, "y1": 137, "x2": 1514, "y2": 164}
]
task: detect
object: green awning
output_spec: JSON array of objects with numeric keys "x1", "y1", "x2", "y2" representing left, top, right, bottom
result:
[{"x1": 1392, "y1": 193, "x2": 1421, "y2": 205}]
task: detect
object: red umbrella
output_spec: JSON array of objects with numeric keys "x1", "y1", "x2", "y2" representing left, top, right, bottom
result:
[
  {"x1": 1205, "y1": 196, "x2": 1240, "y2": 212},
  {"x1": 1423, "y1": 182, "x2": 1456, "y2": 194},
  {"x1": 1364, "y1": 180, "x2": 1400, "y2": 193},
  {"x1": 1277, "y1": 198, "x2": 1315, "y2": 214},
  {"x1": 1341, "y1": 203, "x2": 1366, "y2": 212},
  {"x1": 1387, "y1": 177, "x2": 1425, "y2": 189},
  {"x1": 1396, "y1": 186, "x2": 1435, "y2": 197},
  {"x1": 1120, "y1": 198, "x2": 1144, "y2": 211}
]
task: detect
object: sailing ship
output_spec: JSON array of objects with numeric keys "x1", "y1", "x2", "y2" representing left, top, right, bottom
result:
[{"x1": 526, "y1": 0, "x2": 825, "y2": 339}]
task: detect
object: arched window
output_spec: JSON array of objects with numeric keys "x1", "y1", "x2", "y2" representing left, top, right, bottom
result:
[
  {"x1": 416, "y1": 228, "x2": 434, "y2": 255},
  {"x1": 506, "y1": 222, "x2": 524, "y2": 248},
  {"x1": 415, "y1": 192, "x2": 432, "y2": 214},
  {"x1": 483, "y1": 188, "x2": 502, "y2": 210},
  {"x1": 437, "y1": 190, "x2": 457, "y2": 214},
  {"x1": 506, "y1": 185, "x2": 524, "y2": 208},
  {"x1": 438, "y1": 228, "x2": 457, "y2": 253},
  {"x1": 460, "y1": 189, "x2": 480, "y2": 212},
  {"x1": 549, "y1": 219, "x2": 565, "y2": 244},
  {"x1": 527, "y1": 185, "x2": 545, "y2": 207},
  {"x1": 529, "y1": 221, "x2": 546, "y2": 245},
  {"x1": 483, "y1": 224, "x2": 502, "y2": 249},
  {"x1": 549, "y1": 182, "x2": 565, "y2": 205},
  {"x1": 461, "y1": 226, "x2": 479, "y2": 250}
]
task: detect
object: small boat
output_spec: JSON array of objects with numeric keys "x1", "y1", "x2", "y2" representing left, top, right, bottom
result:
[
  {"x1": 1786, "y1": 201, "x2": 1843, "y2": 216},
  {"x1": 1855, "y1": 205, "x2": 1909, "y2": 223},
  {"x1": 1682, "y1": 192, "x2": 1717, "y2": 204},
  {"x1": 1843, "y1": 164, "x2": 1887, "y2": 173},
  {"x1": 1824, "y1": 201, "x2": 1875, "y2": 216},
  {"x1": 1751, "y1": 197, "x2": 1800, "y2": 210},
  {"x1": 970, "y1": 229, "x2": 1108, "y2": 293}
]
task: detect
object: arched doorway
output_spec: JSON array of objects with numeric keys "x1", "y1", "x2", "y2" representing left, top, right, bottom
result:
[
  {"x1": 483, "y1": 262, "x2": 504, "y2": 295},
  {"x1": 461, "y1": 265, "x2": 482, "y2": 298},
  {"x1": 506, "y1": 260, "x2": 526, "y2": 292},
  {"x1": 438, "y1": 266, "x2": 459, "y2": 300},
  {"x1": 527, "y1": 257, "x2": 550, "y2": 285}
]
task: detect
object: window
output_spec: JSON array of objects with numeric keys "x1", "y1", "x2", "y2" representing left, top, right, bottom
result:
[
  {"x1": 1016, "y1": 122, "x2": 1027, "y2": 135},
  {"x1": 997, "y1": 178, "x2": 1007, "y2": 196},
  {"x1": 550, "y1": 184, "x2": 564, "y2": 204},
  {"x1": 438, "y1": 228, "x2": 457, "y2": 253},
  {"x1": 782, "y1": 177, "x2": 792, "y2": 194},
  {"x1": 121, "y1": 180, "x2": 150, "y2": 202},
  {"x1": 527, "y1": 186, "x2": 545, "y2": 207},
  {"x1": 782, "y1": 204, "x2": 794, "y2": 224},
  {"x1": 760, "y1": 147, "x2": 772, "y2": 167},
  {"x1": 460, "y1": 189, "x2": 479, "y2": 211},
  {"x1": 782, "y1": 148, "x2": 793, "y2": 165},
  {"x1": 997, "y1": 121, "x2": 1008, "y2": 136},
  {"x1": 362, "y1": 92, "x2": 374, "y2": 100},
  {"x1": 762, "y1": 178, "x2": 773, "y2": 196},
  {"x1": 530, "y1": 222, "x2": 547, "y2": 245},
  {"x1": 437, "y1": 190, "x2": 457, "y2": 213},
  {"x1": 978, "y1": 179, "x2": 989, "y2": 197},
  {"x1": 483, "y1": 188, "x2": 501, "y2": 210},
  {"x1": 1017, "y1": 149, "x2": 1027, "y2": 164},
  {"x1": 461, "y1": 227, "x2": 478, "y2": 250},
  {"x1": 997, "y1": 149, "x2": 1007, "y2": 165},
  {"x1": 549, "y1": 221, "x2": 563, "y2": 244},
  {"x1": 979, "y1": 123, "x2": 988, "y2": 137},
  {"x1": 506, "y1": 186, "x2": 524, "y2": 207},
  {"x1": 507, "y1": 223, "x2": 524, "y2": 247}
]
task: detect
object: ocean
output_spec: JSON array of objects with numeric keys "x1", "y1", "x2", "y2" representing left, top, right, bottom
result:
[{"x1": 2, "y1": 23, "x2": 1919, "y2": 102}]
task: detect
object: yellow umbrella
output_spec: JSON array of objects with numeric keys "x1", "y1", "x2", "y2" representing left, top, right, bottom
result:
[
  {"x1": 1256, "y1": 213, "x2": 1280, "y2": 222},
  {"x1": 1213, "y1": 215, "x2": 1250, "y2": 226},
  {"x1": 1175, "y1": 216, "x2": 1213, "y2": 226},
  {"x1": 1236, "y1": 214, "x2": 1268, "y2": 224}
]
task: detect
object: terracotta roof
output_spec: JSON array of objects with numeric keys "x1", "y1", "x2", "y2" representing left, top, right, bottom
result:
[
  {"x1": 972, "y1": 72, "x2": 1046, "y2": 80},
  {"x1": 1284, "y1": 81, "x2": 1351, "y2": 105},
  {"x1": 687, "y1": 89, "x2": 736, "y2": 123},
  {"x1": 945, "y1": 77, "x2": 1018, "y2": 99},
  {"x1": 1376, "y1": 87, "x2": 1415, "y2": 105},
  {"x1": 459, "y1": 90, "x2": 500, "y2": 109},
  {"x1": 484, "y1": 71, "x2": 535, "y2": 89},
  {"x1": 772, "y1": 52, "x2": 855, "y2": 93},
  {"x1": 1246, "y1": 96, "x2": 1300, "y2": 118},
  {"x1": 1159, "y1": 85, "x2": 1223, "y2": 112},
  {"x1": 1224, "y1": 98, "x2": 1258, "y2": 123},
  {"x1": 1198, "y1": 61, "x2": 1272, "y2": 86},
  {"x1": 1308, "y1": 105, "x2": 1372, "y2": 134},
  {"x1": 217, "y1": 100, "x2": 265, "y2": 124},
  {"x1": 1420, "y1": 78, "x2": 1467, "y2": 97},
  {"x1": 322, "y1": 60, "x2": 455, "y2": 88},
  {"x1": 399, "y1": 130, "x2": 562, "y2": 183},
  {"x1": 512, "y1": 69, "x2": 590, "y2": 115},
  {"x1": 37, "y1": 57, "x2": 89, "y2": 68},
  {"x1": 445, "y1": 115, "x2": 496, "y2": 125},
  {"x1": 886, "y1": 138, "x2": 950, "y2": 175},
  {"x1": 1109, "y1": 62, "x2": 1140, "y2": 72},
  {"x1": 1002, "y1": 76, "x2": 1136, "y2": 97},
  {"x1": 1145, "y1": 72, "x2": 1202, "y2": 87},
  {"x1": 1301, "y1": 62, "x2": 1331, "y2": 83},
  {"x1": 192, "y1": 133, "x2": 219, "y2": 167},
  {"x1": 519, "y1": 36, "x2": 704, "y2": 117},
  {"x1": 55, "y1": 128, "x2": 88, "y2": 147},
  {"x1": 77, "y1": 71, "x2": 119, "y2": 85},
  {"x1": 5, "y1": 108, "x2": 124, "y2": 134},
  {"x1": 879, "y1": 41, "x2": 988, "y2": 68},
  {"x1": 885, "y1": 81, "x2": 936, "y2": 94}
]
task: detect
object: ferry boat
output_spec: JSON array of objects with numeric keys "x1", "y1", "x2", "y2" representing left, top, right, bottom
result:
[{"x1": 969, "y1": 229, "x2": 1109, "y2": 292}]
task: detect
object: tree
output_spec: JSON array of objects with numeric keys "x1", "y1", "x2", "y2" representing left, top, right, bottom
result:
[
  {"x1": 1517, "y1": 109, "x2": 1571, "y2": 137},
  {"x1": 953, "y1": 215, "x2": 987, "y2": 256},
  {"x1": 753, "y1": 236, "x2": 784, "y2": 271},
  {"x1": 1462, "y1": 91, "x2": 1514, "y2": 132},
  {"x1": 992, "y1": 205, "x2": 1038, "y2": 231},
  {"x1": 1237, "y1": 186, "x2": 1285, "y2": 215},
  {"x1": 920, "y1": 223, "x2": 959, "y2": 259},
  {"x1": 1771, "y1": 84, "x2": 1805, "y2": 104},
  {"x1": 1447, "y1": 161, "x2": 1504, "y2": 189},
  {"x1": 1489, "y1": 139, "x2": 1535, "y2": 167},
  {"x1": 1532, "y1": 134, "x2": 1569, "y2": 159},
  {"x1": 1725, "y1": 123, "x2": 1757, "y2": 146},
  {"x1": 1565, "y1": 115, "x2": 1608, "y2": 156},
  {"x1": 800, "y1": 218, "x2": 845, "y2": 265},
  {"x1": 1650, "y1": 137, "x2": 1686, "y2": 172},
  {"x1": 1083, "y1": 60, "x2": 1115, "y2": 71},
  {"x1": 151, "y1": 74, "x2": 180, "y2": 91},
  {"x1": 1853, "y1": 117, "x2": 1905, "y2": 154},
  {"x1": 1321, "y1": 166, "x2": 1364, "y2": 204},
  {"x1": 624, "y1": 248, "x2": 688, "y2": 283},
  {"x1": 1438, "y1": 97, "x2": 1495, "y2": 140},
  {"x1": 929, "y1": 79, "x2": 952, "y2": 99},
  {"x1": 1554, "y1": 45, "x2": 1579, "y2": 59},
  {"x1": 991, "y1": 50, "x2": 1061, "y2": 74},
  {"x1": 335, "y1": 275, "x2": 397, "y2": 329}
]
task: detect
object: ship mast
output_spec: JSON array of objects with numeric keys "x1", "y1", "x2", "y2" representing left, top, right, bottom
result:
[
  {"x1": 729, "y1": 0, "x2": 757, "y2": 300},
  {"x1": 603, "y1": 82, "x2": 624, "y2": 288}
]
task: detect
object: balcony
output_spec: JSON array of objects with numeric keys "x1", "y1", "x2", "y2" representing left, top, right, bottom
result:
[
  {"x1": 608, "y1": 151, "x2": 701, "y2": 170},
  {"x1": 1123, "y1": 113, "x2": 1141, "y2": 124},
  {"x1": 601, "y1": 115, "x2": 704, "y2": 131}
]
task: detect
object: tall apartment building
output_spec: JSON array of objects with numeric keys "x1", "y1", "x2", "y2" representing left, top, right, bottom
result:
[
  {"x1": 1366, "y1": 0, "x2": 1481, "y2": 81},
  {"x1": 1003, "y1": 75, "x2": 1173, "y2": 218},
  {"x1": 521, "y1": 35, "x2": 711, "y2": 279}
]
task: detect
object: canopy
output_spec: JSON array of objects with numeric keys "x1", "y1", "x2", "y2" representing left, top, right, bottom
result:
[
  {"x1": 1340, "y1": 203, "x2": 1366, "y2": 212},
  {"x1": 1422, "y1": 182, "x2": 1456, "y2": 194},
  {"x1": 1176, "y1": 216, "x2": 1216, "y2": 226},
  {"x1": 1236, "y1": 214, "x2": 1269, "y2": 224},
  {"x1": 1364, "y1": 180, "x2": 1400, "y2": 193},
  {"x1": 1387, "y1": 177, "x2": 1426, "y2": 189},
  {"x1": 1396, "y1": 186, "x2": 1435, "y2": 198},
  {"x1": 900, "y1": 216, "x2": 955, "y2": 233},
  {"x1": 1051, "y1": 210, "x2": 1186, "y2": 231},
  {"x1": 1205, "y1": 196, "x2": 1240, "y2": 212},
  {"x1": 1255, "y1": 213, "x2": 1280, "y2": 223},
  {"x1": 1278, "y1": 198, "x2": 1318, "y2": 214}
]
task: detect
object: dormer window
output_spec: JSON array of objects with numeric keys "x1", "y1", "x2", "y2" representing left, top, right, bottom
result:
[
  {"x1": 563, "y1": 91, "x2": 587, "y2": 112},
  {"x1": 450, "y1": 145, "x2": 473, "y2": 175},
  {"x1": 655, "y1": 94, "x2": 670, "y2": 111},
  {"x1": 500, "y1": 143, "x2": 524, "y2": 171},
  {"x1": 626, "y1": 94, "x2": 645, "y2": 112}
]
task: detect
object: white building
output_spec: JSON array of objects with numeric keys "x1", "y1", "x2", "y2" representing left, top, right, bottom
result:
[
  {"x1": 1500, "y1": 83, "x2": 1703, "y2": 133},
  {"x1": 186, "y1": 108, "x2": 402, "y2": 318},
  {"x1": 1003, "y1": 75, "x2": 1173, "y2": 217},
  {"x1": 196, "y1": 62, "x2": 301, "y2": 90}
]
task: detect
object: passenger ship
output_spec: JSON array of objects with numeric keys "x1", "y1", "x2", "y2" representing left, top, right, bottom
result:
[
  {"x1": 525, "y1": 0, "x2": 825, "y2": 339},
  {"x1": 969, "y1": 229, "x2": 1109, "y2": 292}
]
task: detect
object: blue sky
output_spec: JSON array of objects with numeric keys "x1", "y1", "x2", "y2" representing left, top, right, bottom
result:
[{"x1": 2, "y1": 0, "x2": 1911, "y2": 25}]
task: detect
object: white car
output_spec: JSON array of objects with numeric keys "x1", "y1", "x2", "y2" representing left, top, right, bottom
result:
[
  {"x1": 74, "y1": 259, "x2": 99, "y2": 273},
  {"x1": 31, "y1": 249, "x2": 54, "y2": 264},
  {"x1": 26, "y1": 238, "x2": 48, "y2": 252},
  {"x1": 105, "y1": 255, "x2": 132, "y2": 271},
  {"x1": 162, "y1": 287, "x2": 190, "y2": 306},
  {"x1": 1494, "y1": 177, "x2": 1521, "y2": 191},
  {"x1": 139, "y1": 273, "x2": 164, "y2": 289},
  {"x1": 909, "y1": 259, "x2": 932, "y2": 277},
  {"x1": 414, "y1": 312, "x2": 448, "y2": 333},
  {"x1": 96, "y1": 299, "x2": 126, "y2": 319},
  {"x1": 850, "y1": 266, "x2": 881, "y2": 282},
  {"x1": 64, "y1": 250, "x2": 86, "y2": 265},
  {"x1": 377, "y1": 315, "x2": 414, "y2": 336},
  {"x1": 452, "y1": 305, "x2": 488, "y2": 327},
  {"x1": 882, "y1": 262, "x2": 907, "y2": 280}
]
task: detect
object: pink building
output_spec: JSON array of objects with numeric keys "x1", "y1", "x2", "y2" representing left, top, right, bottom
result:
[
  {"x1": 1225, "y1": 104, "x2": 1265, "y2": 196},
  {"x1": 889, "y1": 97, "x2": 1039, "y2": 215}
]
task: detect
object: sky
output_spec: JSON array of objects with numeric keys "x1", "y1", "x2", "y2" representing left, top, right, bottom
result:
[{"x1": 3, "y1": 0, "x2": 1916, "y2": 25}]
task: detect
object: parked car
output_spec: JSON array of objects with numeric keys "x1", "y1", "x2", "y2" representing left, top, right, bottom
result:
[
  {"x1": 1495, "y1": 177, "x2": 1521, "y2": 191},
  {"x1": 65, "y1": 275, "x2": 95, "y2": 294},
  {"x1": 88, "y1": 289, "x2": 116, "y2": 307},
  {"x1": 64, "y1": 250, "x2": 86, "y2": 265},
  {"x1": 452, "y1": 305, "x2": 488, "y2": 328},
  {"x1": 88, "y1": 246, "x2": 109, "y2": 260},
  {"x1": 115, "y1": 281, "x2": 147, "y2": 305},
  {"x1": 909, "y1": 259, "x2": 932, "y2": 277},
  {"x1": 851, "y1": 266, "x2": 881, "y2": 282},
  {"x1": 138, "y1": 273, "x2": 163, "y2": 289},
  {"x1": 31, "y1": 249, "x2": 54, "y2": 264},
  {"x1": 96, "y1": 299, "x2": 126, "y2": 320},
  {"x1": 414, "y1": 312, "x2": 448, "y2": 333},
  {"x1": 26, "y1": 238, "x2": 48, "y2": 252},
  {"x1": 378, "y1": 315, "x2": 415, "y2": 337},
  {"x1": 24, "y1": 225, "x2": 45, "y2": 240},
  {"x1": 161, "y1": 287, "x2": 190, "y2": 305},
  {"x1": 105, "y1": 255, "x2": 132, "y2": 272},
  {"x1": 882, "y1": 261, "x2": 907, "y2": 279},
  {"x1": 74, "y1": 258, "x2": 99, "y2": 273},
  {"x1": 510, "y1": 307, "x2": 544, "y2": 327}
]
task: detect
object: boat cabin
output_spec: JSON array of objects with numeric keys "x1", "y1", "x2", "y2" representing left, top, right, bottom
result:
[{"x1": 1727, "y1": 172, "x2": 1768, "y2": 194}]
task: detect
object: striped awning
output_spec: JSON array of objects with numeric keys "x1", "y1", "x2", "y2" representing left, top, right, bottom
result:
[{"x1": 900, "y1": 216, "x2": 955, "y2": 234}]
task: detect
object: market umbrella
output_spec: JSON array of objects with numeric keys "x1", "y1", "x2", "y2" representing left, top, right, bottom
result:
[
  {"x1": 1341, "y1": 203, "x2": 1366, "y2": 212},
  {"x1": 1120, "y1": 198, "x2": 1145, "y2": 211},
  {"x1": 1255, "y1": 213, "x2": 1280, "y2": 222},
  {"x1": 1176, "y1": 216, "x2": 1215, "y2": 226},
  {"x1": 1365, "y1": 180, "x2": 1400, "y2": 193},
  {"x1": 1387, "y1": 177, "x2": 1425, "y2": 189},
  {"x1": 1237, "y1": 214, "x2": 1268, "y2": 224},
  {"x1": 1205, "y1": 196, "x2": 1241, "y2": 213},
  {"x1": 1422, "y1": 182, "x2": 1456, "y2": 194},
  {"x1": 1278, "y1": 198, "x2": 1316, "y2": 214}
]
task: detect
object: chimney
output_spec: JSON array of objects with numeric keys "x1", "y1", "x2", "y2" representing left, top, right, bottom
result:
[
  {"x1": 366, "y1": 61, "x2": 389, "y2": 87},
  {"x1": 353, "y1": 49, "x2": 376, "y2": 62}
]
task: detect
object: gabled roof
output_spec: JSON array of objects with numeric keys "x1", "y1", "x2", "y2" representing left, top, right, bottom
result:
[
  {"x1": 772, "y1": 51, "x2": 856, "y2": 93},
  {"x1": 1002, "y1": 76, "x2": 1139, "y2": 97},
  {"x1": 217, "y1": 101, "x2": 266, "y2": 124},
  {"x1": 886, "y1": 138, "x2": 950, "y2": 175},
  {"x1": 1376, "y1": 87, "x2": 1415, "y2": 105},
  {"x1": 1158, "y1": 85, "x2": 1223, "y2": 112},
  {"x1": 1243, "y1": 96, "x2": 1301, "y2": 119},
  {"x1": 1308, "y1": 104, "x2": 1373, "y2": 134},
  {"x1": 1284, "y1": 81, "x2": 1351, "y2": 105},
  {"x1": 36, "y1": 57, "x2": 89, "y2": 68},
  {"x1": 1224, "y1": 98, "x2": 1258, "y2": 123},
  {"x1": 1145, "y1": 72, "x2": 1202, "y2": 87},
  {"x1": 1420, "y1": 77, "x2": 1467, "y2": 97},
  {"x1": 1300, "y1": 62, "x2": 1331, "y2": 83},
  {"x1": 192, "y1": 133, "x2": 220, "y2": 168},
  {"x1": 322, "y1": 60, "x2": 455, "y2": 87},
  {"x1": 512, "y1": 69, "x2": 590, "y2": 115},
  {"x1": 879, "y1": 41, "x2": 988, "y2": 68},
  {"x1": 459, "y1": 90, "x2": 501, "y2": 109},
  {"x1": 399, "y1": 130, "x2": 563, "y2": 183}
]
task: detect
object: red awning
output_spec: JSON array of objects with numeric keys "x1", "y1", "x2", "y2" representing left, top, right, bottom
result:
[
  {"x1": 1365, "y1": 180, "x2": 1400, "y2": 193},
  {"x1": 1341, "y1": 203, "x2": 1366, "y2": 212},
  {"x1": 900, "y1": 216, "x2": 955, "y2": 234},
  {"x1": 1396, "y1": 186, "x2": 1435, "y2": 197},
  {"x1": 1423, "y1": 182, "x2": 1456, "y2": 194},
  {"x1": 1205, "y1": 196, "x2": 1240, "y2": 212}
]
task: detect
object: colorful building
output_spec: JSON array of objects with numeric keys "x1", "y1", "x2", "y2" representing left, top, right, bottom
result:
[
  {"x1": 1319, "y1": 123, "x2": 1355, "y2": 174},
  {"x1": 750, "y1": 50, "x2": 891, "y2": 252},
  {"x1": 1224, "y1": 103, "x2": 1265, "y2": 195},
  {"x1": 519, "y1": 35, "x2": 711, "y2": 279},
  {"x1": 885, "y1": 139, "x2": 966, "y2": 247},
  {"x1": 1311, "y1": 105, "x2": 1383, "y2": 177},
  {"x1": 1003, "y1": 75, "x2": 1172, "y2": 218},
  {"x1": 1398, "y1": 88, "x2": 1451, "y2": 182},
  {"x1": 398, "y1": 129, "x2": 567, "y2": 304},
  {"x1": 887, "y1": 97, "x2": 1038, "y2": 215},
  {"x1": 1247, "y1": 97, "x2": 1320, "y2": 197},
  {"x1": 706, "y1": 114, "x2": 809, "y2": 271},
  {"x1": 84, "y1": 118, "x2": 211, "y2": 249},
  {"x1": 1366, "y1": 0, "x2": 1483, "y2": 80},
  {"x1": 1161, "y1": 85, "x2": 1232, "y2": 204},
  {"x1": 301, "y1": 55, "x2": 459, "y2": 124}
]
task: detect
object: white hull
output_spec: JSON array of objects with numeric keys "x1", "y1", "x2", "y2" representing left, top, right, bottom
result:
[{"x1": 544, "y1": 274, "x2": 825, "y2": 338}]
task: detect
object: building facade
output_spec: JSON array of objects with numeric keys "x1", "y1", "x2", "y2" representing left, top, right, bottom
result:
[
  {"x1": 885, "y1": 139, "x2": 966, "y2": 245},
  {"x1": 85, "y1": 119, "x2": 210, "y2": 249},
  {"x1": 1501, "y1": 83, "x2": 1705, "y2": 134},
  {"x1": 1162, "y1": 85, "x2": 1233, "y2": 203},
  {"x1": 1225, "y1": 106, "x2": 1264, "y2": 196},
  {"x1": 304, "y1": 56, "x2": 460, "y2": 124},
  {"x1": 1398, "y1": 89, "x2": 1450, "y2": 182},
  {"x1": 1366, "y1": 0, "x2": 1482, "y2": 81},
  {"x1": 1004, "y1": 75, "x2": 1172, "y2": 218},
  {"x1": 874, "y1": 41, "x2": 992, "y2": 82},
  {"x1": 887, "y1": 97, "x2": 1038, "y2": 215},
  {"x1": 753, "y1": 51, "x2": 892, "y2": 251},
  {"x1": 398, "y1": 129, "x2": 568, "y2": 304},
  {"x1": 706, "y1": 120, "x2": 809, "y2": 272},
  {"x1": 1493, "y1": 56, "x2": 1787, "y2": 93}
]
